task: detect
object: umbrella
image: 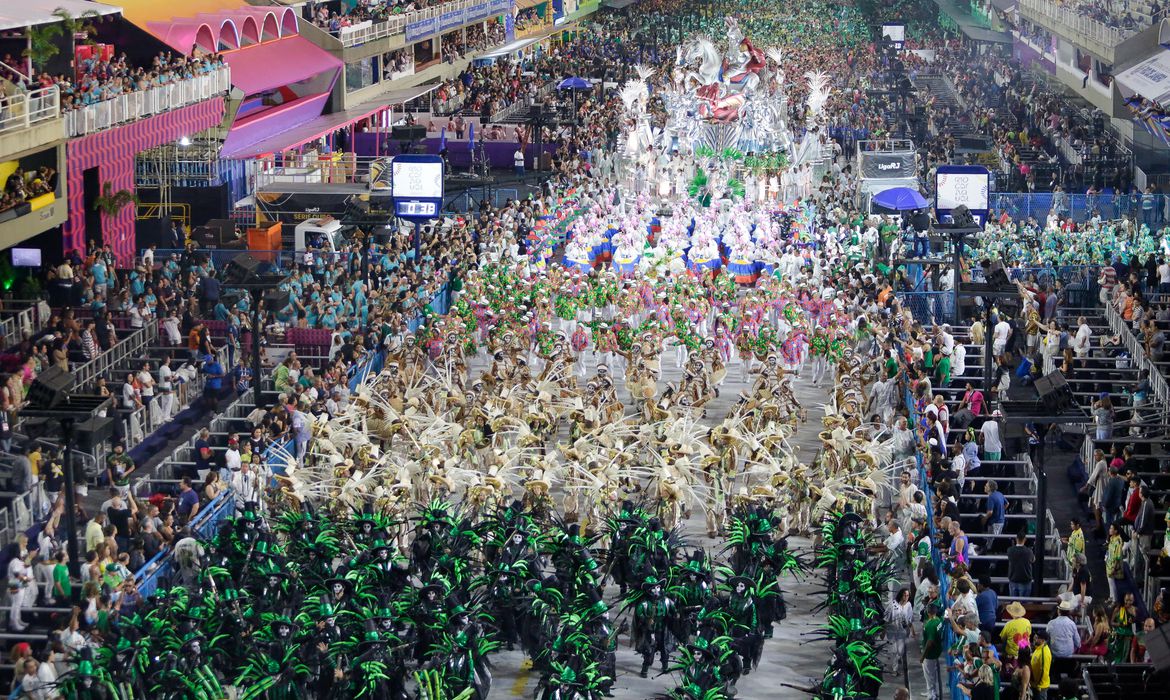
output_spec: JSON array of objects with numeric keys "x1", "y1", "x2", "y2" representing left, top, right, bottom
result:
[
  {"x1": 872, "y1": 187, "x2": 929, "y2": 211},
  {"x1": 557, "y1": 76, "x2": 592, "y2": 90}
]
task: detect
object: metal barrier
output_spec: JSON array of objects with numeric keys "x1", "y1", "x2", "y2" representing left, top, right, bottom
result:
[
  {"x1": 337, "y1": 0, "x2": 485, "y2": 47},
  {"x1": 134, "y1": 488, "x2": 236, "y2": 598},
  {"x1": 895, "y1": 290, "x2": 955, "y2": 325},
  {"x1": 0, "y1": 84, "x2": 60, "y2": 135},
  {"x1": 0, "y1": 306, "x2": 38, "y2": 349},
  {"x1": 71, "y1": 323, "x2": 159, "y2": 390},
  {"x1": 1020, "y1": 0, "x2": 1142, "y2": 53},
  {"x1": 146, "y1": 248, "x2": 353, "y2": 273},
  {"x1": 447, "y1": 188, "x2": 519, "y2": 212},
  {"x1": 63, "y1": 67, "x2": 230, "y2": 138},
  {"x1": 1104, "y1": 296, "x2": 1170, "y2": 425},
  {"x1": 989, "y1": 192, "x2": 1170, "y2": 224}
]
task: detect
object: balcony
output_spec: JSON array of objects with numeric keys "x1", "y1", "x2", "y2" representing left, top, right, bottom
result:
[
  {"x1": 336, "y1": 0, "x2": 512, "y2": 48},
  {"x1": 63, "y1": 67, "x2": 231, "y2": 138},
  {"x1": 1020, "y1": 0, "x2": 1146, "y2": 63},
  {"x1": 0, "y1": 85, "x2": 64, "y2": 158}
]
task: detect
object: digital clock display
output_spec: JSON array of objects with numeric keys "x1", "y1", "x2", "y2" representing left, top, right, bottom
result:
[{"x1": 397, "y1": 201, "x2": 436, "y2": 217}]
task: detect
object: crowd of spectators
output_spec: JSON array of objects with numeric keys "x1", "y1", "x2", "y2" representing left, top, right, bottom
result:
[
  {"x1": 0, "y1": 50, "x2": 226, "y2": 115},
  {"x1": 441, "y1": 22, "x2": 506, "y2": 63},
  {"x1": 0, "y1": 166, "x2": 57, "y2": 217},
  {"x1": 311, "y1": 0, "x2": 440, "y2": 35},
  {"x1": 1054, "y1": 0, "x2": 1168, "y2": 32}
]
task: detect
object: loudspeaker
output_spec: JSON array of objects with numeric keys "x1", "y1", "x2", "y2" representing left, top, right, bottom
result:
[
  {"x1": 986, "y1": 260, "x2": 1011, "y2": 289},
  {"x1": 225, "y1": 253, "x2": 263, "y2": 285},
  {"x1": 26, "y1": 366, "x2": 75, "y2": 410},
  {"x1": 74, "y1": 414, "x2": 117, "y2": 452},
  {"x1": 951, "y1": 204, "x2": 975, "y2": 228},
  {"x1": 1035, "y1": 371, "x2": 1075, "y2": 414},
  {"x1": 263, "y1": 288, "x2": 290, "y2": 310},
  {"x1": 390, "y1": 125, "x2": 426, "y2": 142}
]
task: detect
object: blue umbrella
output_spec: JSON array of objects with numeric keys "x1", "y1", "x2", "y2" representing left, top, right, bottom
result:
[
  {"x1": 557, "y1": 76, "x2": 591, "y2": 90},
  {"x1": 872, "y1": 187, "x2": 929, "y2": 211}
]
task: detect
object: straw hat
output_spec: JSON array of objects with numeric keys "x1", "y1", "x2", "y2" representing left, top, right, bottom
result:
[{"x1": 1004, "y1": 601, "x2": 1027, "y2": 619}]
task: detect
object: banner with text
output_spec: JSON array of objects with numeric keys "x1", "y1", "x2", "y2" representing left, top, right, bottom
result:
[
  {"x1": 859, "y1": 151, "x2": 915, "y2": 179},
  {"x1": 405, "y1": 0, "x2": 514, "y2": 44}
]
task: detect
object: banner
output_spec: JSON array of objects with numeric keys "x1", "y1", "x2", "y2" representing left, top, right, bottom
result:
[
  {"x1": 440, "y1": 9, "x2": 465, "y2": 33},
  {"x1": 256, "y1": 191, "x2": 393, "y2": 225},
  {"x1": 404, "y1": 1, "x2": 514, "y2": 44},
  {"x1": 859, "y1": 151, "x2": 914, "y2": 179},
  {"x1": 405, "y1": 17, "x2": 437, "y2": 43}
]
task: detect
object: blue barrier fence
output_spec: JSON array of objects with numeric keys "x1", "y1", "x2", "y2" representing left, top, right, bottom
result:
[
  {"x1": 989, "y1": 192, "x2": 1170, "y2": 224},
  {"x1": 902, "y1": 384, "x2": 957, "y2": 699},
  {"x1": 147, "y1": 248, "x2": 358, "y2": 274},
  {"x1": 134, "y1": 488, "x2": 237, "y2": 598},
  {"x1": 896, "y1": 290, "x2": 956, "y2": 325}
]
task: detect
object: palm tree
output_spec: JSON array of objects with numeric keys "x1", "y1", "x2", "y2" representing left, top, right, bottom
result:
[
  {"x1": 22, "y1": 22, "x2": 63, "y2": 72},
  {"x1": 93, "y1": 183, "x2": 138, "y2": 217},
  {"x1": 52, "y1": 8, "x2": 102, "y2": 46}
]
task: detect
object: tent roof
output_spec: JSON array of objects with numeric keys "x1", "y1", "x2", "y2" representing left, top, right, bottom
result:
[{"x1": 0, "y1": 1, "x2": 122, "y2": 31}]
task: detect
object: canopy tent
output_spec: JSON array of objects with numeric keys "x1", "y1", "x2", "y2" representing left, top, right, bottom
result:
[
  {"x1": 872, "y1": 187, "x2": 929, "y2": 211},
  {"x1": 557, "y1": 76, "x2": 591, "y2": 90},
  {"x1": 0, "y1": 1, "x2": 122, "y2": 31}
]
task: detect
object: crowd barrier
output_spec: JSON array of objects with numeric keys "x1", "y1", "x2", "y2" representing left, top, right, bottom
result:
[
  {"x1": 134, "y1": 488, "x2": 236, "y2": 598},
  {"x1": 895, "y1": 291, "x2": 956, "y2": 325},
  {"x1": 0, "y1": 85, "x2": 60, "y2": 135},
  {"x1": 63, "y1": 68, "x2": 230, "y2": 138},
  {"x1": 148, "y1": 248, "x2": 357, "y2": 273},
  {"x1": 989, "y1": 193, "x2": 1170, "y2": 224}
]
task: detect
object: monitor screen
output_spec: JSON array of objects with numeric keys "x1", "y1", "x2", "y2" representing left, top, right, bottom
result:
[
  {"x1": 882, "y1": 24, "x2": 906, "y2": 44},
  {"x1": 11, "y1": 248, "x2": 41, "y2": 267},
  {"x1": 936, "y1": 171, "x2": 990, "y2": 212},
  {"x1": 391, "y1": 161, "x2": 443, "y2": 199}
]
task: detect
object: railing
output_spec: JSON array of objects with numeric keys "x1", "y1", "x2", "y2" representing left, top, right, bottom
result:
[
  {"x1": 0, "y1": 306, "x2": 39, "y2": 350},
  {"x1": 134, "y1": 487, "x2": 236, "y2": 598},
  {"x1": 0, "y1": 489, "x2": 35, "y2": 550},
  {"x1": 71, "y1": 323, "x2": 159, "y2": 390},
  {"x1": 0, "y1": 85, "x2": 61, "y2": 135},
  {"x1": 895, "y1": 290, "x2": 956, "y2": 325},
  {"x1": 989, "y1": 193, "x2": 1170, "y2": 223},
  {"x1": 1104, "y1": 295, "x2": 1170, "y2": 425},
  {"x1": 337, "y1": 0, "x2": 487, "y2": 48},
  {"x1": 63, "y1": 67, "x2": 230, "y2": 138},
  {"x1": 489, "y1": 79, "x2": 557, "y2": 122},
  {"x1": 1020, "y1": 0, "x2": 1142, "y2": 52}
]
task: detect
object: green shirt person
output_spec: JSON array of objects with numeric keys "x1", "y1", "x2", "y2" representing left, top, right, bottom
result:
[
  {"x1": 106, "y1": 445, "x2": 135, "y2": 489},
  {"x1": 52, "y1": 552, "x2": 71, "y2": 603}
]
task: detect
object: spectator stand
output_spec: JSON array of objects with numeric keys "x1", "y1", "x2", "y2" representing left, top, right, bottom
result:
[
  {"x1": 129, "y1": 392, "x2": 262, "y2": 596},
  {"x1": 898, "y1": 320, "x2": 1072, "y2": 699},
  {"x1": 1100, "y1": 295, "x2": 1170, "y2": 609}
]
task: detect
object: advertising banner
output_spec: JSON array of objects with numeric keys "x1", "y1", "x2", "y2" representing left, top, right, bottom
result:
[{"x1": 859, "y1": 151, "x2": 914, "y2": 179}]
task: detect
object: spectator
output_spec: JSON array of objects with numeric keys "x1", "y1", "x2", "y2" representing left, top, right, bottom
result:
[
  {"x1": 980, "y1": 480, "x2": 1006, "y2": 536},
  {"x1": 974, "y1": 575, "x2": 998, "y2": 637},
  {"x1": 980, "y1": 411, "x2": 1002, "y2": 462},
  {"x1": 1007, "y1": 531, "x2": 1035, "y2": 598},
  {"x1": 176, "y1": 477, "x2": 200, "y2": 524},
  {"x1": 1001, "y1": 600, "x2": 1033, "y2": 663},
  {"x1": 1047, "y1": 599, "x2": 1081, "y2": 658},
  {"x1": 920, "y1": 604, "x2": 944, "y2": 700},
  {"x1": 85, "y1": 513, "x2": 106, "y2": 553},
  {"x1": 105, "y1": 443, "x2": 136, "y2": 497},
  {"x1": 1105, "y1": 522, "x2": 1127, "y2": 601}
]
